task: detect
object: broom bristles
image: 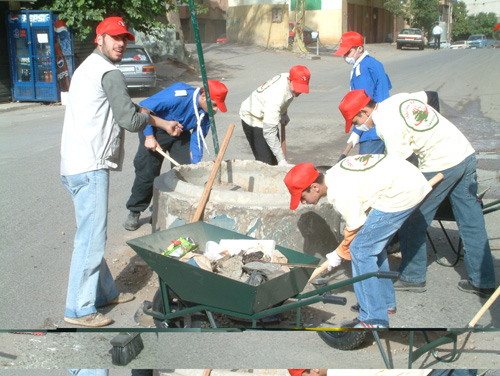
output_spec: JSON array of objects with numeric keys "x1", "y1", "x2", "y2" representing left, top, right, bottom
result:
[{"x1": 111, "y1": 332, "x2": 144, "y2": 365}]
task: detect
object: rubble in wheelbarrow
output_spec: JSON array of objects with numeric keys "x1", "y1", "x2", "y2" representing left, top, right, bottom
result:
[{"x1": 162, "y1": 238, "x2": 290, "y2": 286}]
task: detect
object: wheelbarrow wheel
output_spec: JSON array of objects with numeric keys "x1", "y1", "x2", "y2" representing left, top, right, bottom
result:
[
  {"x1": 317, "y1": 330, "x2": 367, "y2": 350},
  {"x1": 151, "y1": 287, "x2": 207, "y2": 329}
]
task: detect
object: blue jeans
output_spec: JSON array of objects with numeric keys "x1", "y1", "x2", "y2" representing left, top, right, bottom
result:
[
  {"x1": 351, "y1": 207, "x2": 415, "y2": 326},
  {"x1": 68, "y1": 371, "x2": 109, "y2": 376},
  {"x1": 61, "y1": 170, "x2": 118, "y2": 318},
  {"x1": 398, "y1": 154, "x2": 495, "y2": 288},
  {"x1": 359, "y1": 139, "x2": 385, "y2": 155}
]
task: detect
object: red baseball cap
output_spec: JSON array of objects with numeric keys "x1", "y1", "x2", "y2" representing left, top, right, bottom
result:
[
  {"x1": 334, "y1": 31, "x2": 364, "y2": 56},
  {"x1": 207, "y1": 80, "x2": 228, "y2": 112},
  {"x1": 494, "y1": 22, "x2": 500, "y2": 31},
  {"x1": 284, "y1": 163, "x2": 319, "y2": 210},
  {"x1": 96, "y1": 17, "x2": 135, "y2": 41},
  {"x1": 289, "y1": 370, "x2": 307, "y2": 376},
  {"x1": 289, "y1": 65, "x2": 311, "y2": 94},
  {"x1": 339, "y1": 89, "x2": 371, "y2": 133}
]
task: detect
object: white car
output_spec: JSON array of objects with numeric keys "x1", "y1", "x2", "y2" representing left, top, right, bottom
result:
[{"x1": 450, "y1": 40, "x2": 469, "y2": 49}]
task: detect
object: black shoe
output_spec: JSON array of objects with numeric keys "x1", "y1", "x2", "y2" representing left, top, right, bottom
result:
[
  {"x1": 350, "y1": 302, "x2": 397, "y2": 314},
  {"x1": 123, "y1": 211, "x2": 140, "y2": 231},
  {"x1": 393, "y1": 279, "x2": 426, "y2": 292},
  {"x1": 458, "y1": 279, "x2": 495, "y2": 299}
]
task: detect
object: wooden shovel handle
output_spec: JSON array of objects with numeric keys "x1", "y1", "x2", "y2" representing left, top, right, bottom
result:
[
  {"x1": 191, "y1": 123, "x2": 235, "y2": 223},
  {"x1": 308, "y1": 260, "x2": 329, "y2": 282},
  {"x1": 281, "y1": 123, "x2": 286, "y2": 158},
  {"x1": 342, "y1": 141, "x2": 354, "y2": 157},
  {"x1": 428, "y1": 172, "x2": 444, "y2": 187},
  {"x1": 468, "y1": 285, "x2": 500, "y2": 327},
  {"x1": 156, "y1": 147, "x2": 180, "y2": 167}
]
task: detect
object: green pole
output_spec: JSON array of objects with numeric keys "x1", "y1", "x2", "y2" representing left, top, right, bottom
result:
[{"x1": 187, "y1": 0, "x2": 220, "y2": 155}]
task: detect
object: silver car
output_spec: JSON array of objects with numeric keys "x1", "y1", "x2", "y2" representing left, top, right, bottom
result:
[{"x1": 116, "y1": 45, "x2": 157, "y2": 90}]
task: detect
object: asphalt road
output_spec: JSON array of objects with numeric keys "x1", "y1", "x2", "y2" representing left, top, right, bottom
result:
[{"x1": 1, "y1": 43, "x2": 500, "y2": 369}]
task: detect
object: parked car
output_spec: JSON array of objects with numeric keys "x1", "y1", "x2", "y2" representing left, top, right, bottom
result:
[
  {"x1": 217, "y1": 34, "x2": 227, "y2": 44},
  {"x1": 116, "y1": 45, "x2": 156, "y2": 90},
  {"x1": 450, "y1": 40, "x2": 469, "y2": 49},
  {"x1": 428, "y1": 39, "x2": 450, "y2": 49},
  {"x1": 289, "y1": 22, "x2": 319, "y2": 45},
  {"x1": 467, "y1": 34, "x2": 487, "y2": 48},
  {"x1": 396, "y1": 28, "x2": 425, "y2": 50}
]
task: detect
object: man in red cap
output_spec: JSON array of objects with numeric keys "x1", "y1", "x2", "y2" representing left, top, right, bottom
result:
[
  {"x1": 60, "y1": 16, "x2": 183, "y2": 327},
  {"x1": 123, "y1": 80, "x2": 228, "y2": 231},
  {"x1": 240, "y1": 65, "x2": 310, "y2": 166},
  {"x1": 338, "y1": 89, "x2": 496, "y2": 298},
  {"x1": 289, "y1": 371, "x2": 327, "y2": 376},
  {"x1": 334, "y1": 31, "x2": 391, "y2": 159},
  {"x1": 284, "y1": 155, "x2": 431, "y2": 328}
]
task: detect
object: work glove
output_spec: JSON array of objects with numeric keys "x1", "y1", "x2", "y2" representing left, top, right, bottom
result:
[
  {"x1": 347, "y1": 132, "x2": 360, "y2": 148},
  {"x1": 280, "y1": 114, "x2": 290, "y2": 126},
  {"x1": 326, "y1": 250, "x2": 343, "y2": 271},
  {"x1": 278, "y1": 159, "x2": 289, "y2": 166}
]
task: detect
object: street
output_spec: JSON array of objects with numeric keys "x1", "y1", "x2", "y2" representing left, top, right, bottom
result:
[{"x1": 1, "y1": 43, "x2": 500, "y2": 368}]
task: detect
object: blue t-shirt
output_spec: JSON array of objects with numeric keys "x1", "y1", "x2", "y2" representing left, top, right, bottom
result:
[
  {"x1": 140, "y1": 82, "x2": 210, "y2": 163},
  {"x1": 350, "y1": 55, "x2": 392, "y2": 142}
]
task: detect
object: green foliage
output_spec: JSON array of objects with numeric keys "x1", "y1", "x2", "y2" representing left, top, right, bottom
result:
[
  {"x1": 31, "y1": 0, "x2": 179, "y2": 40},
  {"x1": 451, "y1": 1, "x2": 469, "y2": 40},
  {"x1": 467, "y1": 12, "x2": 498, "y2": 38},
  {"x1": 384, "y1": 0, "x2": 440, "y2": 36}
]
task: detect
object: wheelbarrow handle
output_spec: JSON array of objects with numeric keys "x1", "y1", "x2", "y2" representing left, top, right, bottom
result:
[
  {"x1": 322, "y1": 294, "x2": 347, "y2": 306},
  {"x1": 377, "y1": 271, "x2": 401, "y2": 280}
]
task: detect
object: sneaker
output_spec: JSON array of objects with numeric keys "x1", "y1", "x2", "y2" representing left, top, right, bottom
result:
[
  {"x1": 350, "y1": 302, "x2": 396, "y2": 314},
  {"x1": 354, "y1": 320, "x2": 388, "y2": 329},
  {"x1": 393, "y1": 279, "x2": 426, "y2": 292},
  {"x1": 102, "y1": 292, "x2": 135, "y2": 307},
  {"x1": 341, "y1": 317, "x2": 388, "y2": 329},
  {"x1": 123, "y1": 211, "x2": 140, "y2": 231},
  {"x1": 458, "y1": 279, "x2": 495, "y2": 299},
  {"x1": 64, "y1": 312, "x2": 112, "y2": 327}
]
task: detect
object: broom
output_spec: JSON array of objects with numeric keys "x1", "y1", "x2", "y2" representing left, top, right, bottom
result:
[{"x1": 110, "y1": 332, "x2": 144, "y2": 365}]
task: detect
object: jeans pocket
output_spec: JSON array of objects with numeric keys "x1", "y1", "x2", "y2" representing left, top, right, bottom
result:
[{"x1": 64, "y1": 173, "x2": 91, "y2": 196}]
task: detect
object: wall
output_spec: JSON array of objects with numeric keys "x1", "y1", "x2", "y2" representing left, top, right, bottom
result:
[
  {"x1": 227, "y1": 4, "x2": 289, "y2": 47},
  {"x1": 289, "y1": 0, "x2": 394, "y2": 45},
  {"x1": 290, "y1": 9, "x2": 343, "y2": 45}
]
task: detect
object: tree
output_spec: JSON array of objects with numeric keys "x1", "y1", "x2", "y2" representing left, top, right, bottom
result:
[
  {"x1": 451, "y1": 1, "x2": 469, "y2": 40},
  {"x1": 467, "y1": 12, "x2": 498, "y2": 37},
  {"x1": 384, "y1": 0, "x2": 440, "y2": 37},
  {"x1": 32, "y1": 0, "x2": 177, "y2": 40}
]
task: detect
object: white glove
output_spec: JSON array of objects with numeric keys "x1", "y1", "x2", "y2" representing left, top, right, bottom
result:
[
  {"x1": 278, "y1": 159, "x2": 288, "y2": 166},
  {"x1": 326, "y1": 250, "x2": 343, "y2": 271},
  {"x1": 347, "y1": 132, "x2": 361, "y2": 148},
  {"x1": 280, "y1": 114, "x2": 290, "y2": 126}
]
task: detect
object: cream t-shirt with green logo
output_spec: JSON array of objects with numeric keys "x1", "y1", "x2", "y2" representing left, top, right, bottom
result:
[
  {"x1": 373, "y1": 91, "x2": 475, "y2": 172},
  {"x1": 325, "y1": 154, "x2": 431, "y2": 231}
]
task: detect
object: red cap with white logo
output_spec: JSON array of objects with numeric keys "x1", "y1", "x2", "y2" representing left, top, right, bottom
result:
[
  {"x1": 289, "y1": 65, "x2": 311, "y2": 94},
  {"x1": 96, "y1": 17, "x2": 135, "y2": 41}
]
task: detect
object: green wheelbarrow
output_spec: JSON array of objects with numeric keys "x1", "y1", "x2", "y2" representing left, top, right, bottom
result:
[{"x1": 127, "y1": 221, "x2": 399, "y2": 347}]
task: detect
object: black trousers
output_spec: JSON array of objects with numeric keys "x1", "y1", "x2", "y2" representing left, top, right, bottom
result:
[
  {"x1": 131, "y1": 370, "x2": 154, "y2": 376},
  {"x1": 126, "y1": 129, "x2": 191, "y2": 213},
  {"x1": 433, "y1": 34, "x2": 441, "y2": 49},
  {"x1": 241, "y1": 120, "x2": 278, "y2": 165}
]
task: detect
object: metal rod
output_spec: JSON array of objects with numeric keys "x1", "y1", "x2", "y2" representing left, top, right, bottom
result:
[{"x1": 187, "y1": 0, "x2": 219, "y2": 155}]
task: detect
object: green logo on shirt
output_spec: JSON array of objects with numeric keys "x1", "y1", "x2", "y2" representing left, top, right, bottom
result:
[
  {"x1": 256, "y1": 74, "x2": 282, "y2": 93},
  {"x1": 340, "y1": 154, "x2": 386, "y2": 171},
  {"x1": 400, "y1": 99, "x2": 439, "y2": 131}
]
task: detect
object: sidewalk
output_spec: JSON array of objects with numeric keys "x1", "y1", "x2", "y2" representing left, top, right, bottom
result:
[{"x1": 0, "y1": 100, "x2": 45, "y2": 113}]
